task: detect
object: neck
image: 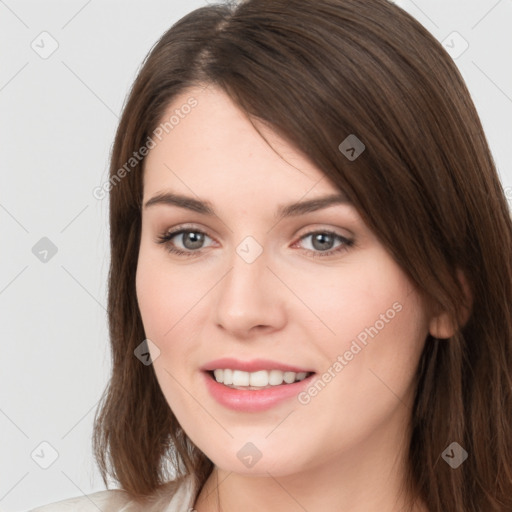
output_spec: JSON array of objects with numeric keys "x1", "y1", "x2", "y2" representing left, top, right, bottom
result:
[{"x1": 194, "y1": 412, "x2": 428, "y2": 512}]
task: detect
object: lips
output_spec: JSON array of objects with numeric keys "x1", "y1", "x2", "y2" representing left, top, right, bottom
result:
[
  {"x1": 200, "y1": 357, "x2": 314, "y2": 374},
  {"x1": 200, "y1": 357, "x2": 316, "y2": 412}
]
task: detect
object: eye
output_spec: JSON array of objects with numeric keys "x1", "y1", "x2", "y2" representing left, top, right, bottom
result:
[
  {"x1": 295, "y1": 230, "x2": 354, "y2": 258},
  {"x1": 155, "y1": 227, "x2": 214, "y2": 257},
  {"x1": 155, "y1": 226, "x2": 354, "y2": 259}
]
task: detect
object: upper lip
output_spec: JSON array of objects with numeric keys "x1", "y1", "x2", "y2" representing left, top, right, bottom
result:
[{"x1": 201, "y1": 358, "x2": 314, "y2": 373}]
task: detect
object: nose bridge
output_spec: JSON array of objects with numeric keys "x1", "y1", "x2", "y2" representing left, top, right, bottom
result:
[
  {"x1": 223, "y1": 236, "x2": 269, "y2": 305},
  {"x1": 214, "y1": 235, "x2": 285, "y2": 334}
]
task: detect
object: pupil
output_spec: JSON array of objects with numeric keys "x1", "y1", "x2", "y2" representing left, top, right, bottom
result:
[
  {"x1": 313, "y1": 233, "x2": 333, "y2": 251},
  {"x1": 183, "y1": 232, "x2": 204, "y2": 249}
]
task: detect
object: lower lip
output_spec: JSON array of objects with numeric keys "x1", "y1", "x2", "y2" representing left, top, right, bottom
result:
[{"x1": 202, "y1": 371, "x2": 315, "y2": 412}]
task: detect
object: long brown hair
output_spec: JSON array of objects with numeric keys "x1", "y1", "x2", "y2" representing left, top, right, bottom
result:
[{"x1": 92, "y1": 0, "x2": 512, "y2": 509}]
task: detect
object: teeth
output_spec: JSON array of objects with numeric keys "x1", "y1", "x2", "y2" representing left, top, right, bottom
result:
[
  {"x1": 233, "y1": 370, "x2": 250, "y2": 386},
  {"x1": 249, "y1": 370, "x2": 268, "y2": 386},
  {"x1": 223, "y1": 369, "x2": 233, "y2": 385},
  {"x1": 269, "y1": 369, "x2": 283, "y2": 386},
  {"x1": 211, "y1": 369, "x2": 309, "y2": 387}
]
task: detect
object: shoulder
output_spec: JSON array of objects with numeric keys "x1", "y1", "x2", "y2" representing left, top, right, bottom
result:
[
  {"x1": 28, "y1": 488, "x2": 132, "y2": 511},
  {"x1": 28, "y1": 475, "x2": 198, "y2": 512}
]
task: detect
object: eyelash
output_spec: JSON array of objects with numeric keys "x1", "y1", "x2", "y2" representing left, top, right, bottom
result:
[{"x1": 155, "y1": 225, "x2": 354, "y2": 259}]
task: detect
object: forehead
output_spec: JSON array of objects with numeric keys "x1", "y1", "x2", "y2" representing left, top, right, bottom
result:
[{"x1": 142, "y1": 85, "x2": 340, "y2": 207}]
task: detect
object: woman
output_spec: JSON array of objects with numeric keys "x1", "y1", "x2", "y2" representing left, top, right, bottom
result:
[{"x1": 31, "y1": 0, "x2": 512, "y2": 510}]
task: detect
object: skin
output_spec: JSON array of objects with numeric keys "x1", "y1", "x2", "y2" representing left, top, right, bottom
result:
[{"x1": 136, "y1": 84, "x2": 452, "y2": 512}]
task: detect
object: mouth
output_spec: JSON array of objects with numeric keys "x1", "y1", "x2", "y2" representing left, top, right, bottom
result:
[
  {"x1": 206, "y1": 369, "x2": 315, "y2": 390},
  {"x1": 200, "y1": 357, "x2": 316, "y2": 411}
]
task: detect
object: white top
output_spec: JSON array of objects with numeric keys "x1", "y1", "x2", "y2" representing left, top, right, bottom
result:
[{"x1": 28, "y1": 475, "x2": 198, "y2": 512}]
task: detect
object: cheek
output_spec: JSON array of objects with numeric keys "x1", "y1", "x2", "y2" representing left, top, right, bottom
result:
[
  {"x1": 135, "y1": 246, "x2": 218, "y2": 392},
  {"x1": 135, "y1": 251, "x2": 201, "y2": 406},
  {"x1": 136, "y1": 260, "x2": 171, "y2": 340},
  {"x1": 302, "y1": 254, "x2": 428, "y2": 401},
  {"x1": 293, "y1": 288, "x2": 427, "y2": 459},
  {"x1": 283, "y1": 255, "x2": 413, "y2": 347},
  {"x1": 365, "y1": 288, "x2": 428, "y2": 385},
  {"x1": 135, "y1": 246, "x2": 203, "y2": 340},
  {"x1": 312, "y1": 281, "x2": 427, "y2": 412}
]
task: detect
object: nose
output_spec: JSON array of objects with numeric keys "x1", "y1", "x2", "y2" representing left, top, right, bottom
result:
[{"x1": 213, "y1": 244, "x2": 287, "y2": 339}]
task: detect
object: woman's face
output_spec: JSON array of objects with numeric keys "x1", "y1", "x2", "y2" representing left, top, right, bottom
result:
[{"x1": 136, "y1": 84, "x2": 434, "y2": 477}]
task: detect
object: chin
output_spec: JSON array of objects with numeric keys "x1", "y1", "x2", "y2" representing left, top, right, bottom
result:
[{"x1": 200, "y1": 440, "x2": 313, "y2": 478}]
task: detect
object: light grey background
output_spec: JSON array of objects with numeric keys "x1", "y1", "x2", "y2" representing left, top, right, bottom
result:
[{"x1": 0, "y1": 0, "x2": 510, "y2": 510}]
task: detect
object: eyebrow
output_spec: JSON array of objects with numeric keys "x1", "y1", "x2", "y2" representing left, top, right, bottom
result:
[{"x1": 143, "y1": 191, "x2": 351, "y2": 220}]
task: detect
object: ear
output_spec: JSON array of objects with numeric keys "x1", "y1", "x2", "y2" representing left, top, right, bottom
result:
[
  {"x1": 428, "y1": 312, "x2": 456, "y2": 339},
  {"x1": 428, "y1": 269, "x2": 472, "y2": 339}
]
